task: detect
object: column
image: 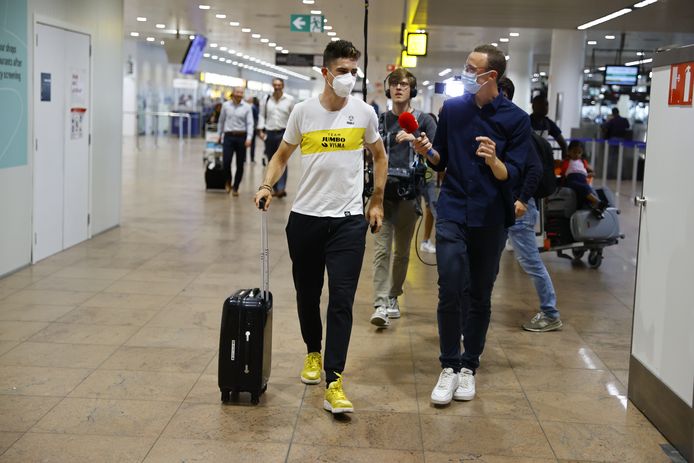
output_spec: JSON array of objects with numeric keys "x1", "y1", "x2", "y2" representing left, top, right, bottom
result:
[
  {"x1": 506, "y1": 42, "x2": 533, "y2": 114},
  {"x1": 548, "y1": 29, "x2": 586, "y2": 136}
]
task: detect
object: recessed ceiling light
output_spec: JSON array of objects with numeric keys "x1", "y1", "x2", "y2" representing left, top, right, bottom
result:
[
  {"x1": 229, "y1": 21, "x2": 240, "y2": 26},
  {"x1": 438, "y1": 68, "x2": 452, "y2": 76},
  {"x1": 204, "y1": 53, "x2": 210, "y2": 57},
  {"x1": 261, "y1": 38, "x2": 269, "y2": 43},
  {"x1": 578, "y1": 8, "x2": 632, "y2": 30},
  {"x1": 136, "y1": 17, "x2": 147, "y2": 22},
  {"x1": 587, "y1": 40, "x2": 597, "y2": 45},
  {"x1": 331, "y1": 37, "x2": 339, "y2": 41},
  {"x1": 210, "y1": 43, "x2": 218, "y2": 47},
  {"x1": 216, "y1": 14, "x2": 226, "y2": 19},
  {"x1": 324, "y1": 25, "x2": 333, "y2": 30},
  {"x1": 282, "y1": 49, "x2": 289, "y2": 54},
  {"x1": 130, "y1": 32, "x2": 140, "y2": 37},
  {"x1": 605, "y1": 34, "x2": 616, "y2": 39},
  {"x1": 198, "y1": 4, "x2": 210, "y2": 9},
  {"x1": 311, "y1": 10, "x2": 322, "y2": 14},
  {"x1": 422, "y1": 80, "x2": 430, "y2": 86},
  {"x1": 243, "y1": 54, "x2": 249, "y2": 59},
  {"x1": 226, "y1": 59, "x2": 232, "y2": 63},
  {"x1": 251, "y1": 33, "x2": 261, "y2": 38},
  {"x1": 155, "y1": 23, "x2": 166, "y2": 29},
  {"x1": 189, "y1": 35, "x2": 195, "y2": 39},
  {"x1": 303, "y1": 0, "x2": 315, "y2": 4},
  {"x1": 228, "y1": 49, "x2": 235, "y2": 54},
  {"x1": 146, "y1": 37, "x2": 155, "y2": 42},
  {"x1": 505, "y1": 55, "x2": 510, "y2": 60},
  {"x1": 160, "y1": 40, "x2": 165, "y2": 45},
  {"x1": 236, "y1": 52, "x2": 243, "y2": 56},
  {"x1": 491, "y1": 42, "x2": 498, "y2": 47},
  {"x1": 599, "y1": 66, "x2": 606, "y2": 71},
  {"x1": 327, "y1": 32, "x2": 336, "y2": 36},
  {"x1": 220, "y1": 46, "x2": 227, "y2": 51},
  {"x1": 509, "y1": 32, "x2": 519, "y2": 37},
  {"x1": 584, "y1": 69, "x2": 590, "y2": 73},
  {"x1": 232, "y1": 61, "x2": 238, "y2": 65},
  {"x1": 275, "y1": 46, "x2": 283, "y2": 50},
  {"x1": 499, "y1": 37, "x2": 509, "y2": 42},
  {"x1": 539, "y1": 71, "x2": 547, "y2": 76},
  {"x1": 241, "y1": 28, "x2": 251, "y2": 33},
  {"x1": 212, "y1": 55, "x2": 218, "y2": 59},
  {"x1": 269, "y1": 42, "x2": 276, "y2": 47}
]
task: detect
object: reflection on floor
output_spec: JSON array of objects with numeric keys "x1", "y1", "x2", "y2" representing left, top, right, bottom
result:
[{"x1": 0, "y1": 138, "x2": 674, "y2": 462}]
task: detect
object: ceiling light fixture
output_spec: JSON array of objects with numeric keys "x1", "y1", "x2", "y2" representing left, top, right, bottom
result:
[
  {"x1": 584, "y1": 69, "x2": 590, "y2": 73},
  {"x1": 241, "y1": 28, "x2": 251, "y2": 33},
  {"x1": 251, "y1": 33, "x2": 261, "y2": 38},
  {"x1": 261, "y1": 38, "x2": 269, "y2": 43},
  {"x1": 282, "y1": 49, "x2": 289, "y2": 54},
  {"x1": 636, "y1": 51, "x2": 644, "y2": 56},
  {"x1": 129, "y1": 32, "x2": 139, "y2": 37},
  {"x1": 634, "y1": 0, "x2": 658, "y2": 7},
  {"x1": 605, "y1": 34, "x2": 616, "y2": 39},
  {"x1": 203, "y1": 53, "x2": 210, "y2": 57},
  {"x1": 160, "y1": 40, "x2": 165, "y2": 45},
  {"x1": 331, "y1": 37, "x2": 339, "y2": 42},
  {"x1": 587, "y1": 40, "x2": 597, "y2": 45},
  {"x1": 509, "y1": 32, "x2": 519, "y2": 37},
  {"x1": 275, "y1": 46, "x2": 283, "y2": 50},
  {"x1": 422, "y1": 80, "x2": 430, "y2": 86},
  {"x1": 155, "y1": 23, "x2": 166, "y2": 29},
  {"x1": 136, "y1": 17, "x2": 147, "y2": 22},
  {"x1": 236, "y1": 52, "x2": 243, "y2": 56},
  {"x1": 599, "y1": 66, "x2": 606, "y2": 70},
  {"x1": 189, "y1": 35, "x2": 195, "y2": 39},
  {"x1": 146, "y1": 37, "x2": 155, "y2": 42},
  {"x1": 438, "y1": 68, "x2": 452, "y2": 76},
  {"x1": 216, "y1": 14, "x2": 226, "y2": 19},
  {"x1": 303, "y1": 0, "x2": 315, "y2": 4},
  {"x1": 491, "y1": 42, "x2": 498, "y2": 47},
  {"x1": 211, "y1": 55, "x2": 218, "y2": 59},
  {"x1": 220, "y1": 46, "x2": 227, "y2": 51},
  {"x1": 505, "y1": 55, "x2": 510, "y2": 60},
  {"x1": 324, "y1": 26, "x2": 333, "y2": 30},
  {"x1": 624, "y1": 57, "x2": 652, "y2": 66},
  {"x1": 229, "y1": 21, "x2": 240, "y2": 26},
  {"x1": 210, "y1": 43, "x2": 218, "y2": 47},
  {"x1": 198, "y1": 4, "x2": 210, "y2": 10},
  {"x1": 499, "y1": 37, "x2": 509, "y2": 42},
  {"x1": 311, "y1": 10, "x2": 322, "y2": 14},
  {"x1": 577, "y1": 8, "x2": 632, "y2": 30},
  {"x1": 327, "y1": 32, "x2": 336, "y2": 36},
  {"x1": 269, "y1": 42, "x2": 276, "y2": 47},
  {"x1": 539, "y1": 71, "x2": 547, "y2": 76}
]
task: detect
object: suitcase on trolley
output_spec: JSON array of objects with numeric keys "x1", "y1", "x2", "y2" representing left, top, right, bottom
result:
[
  {"x1": 570, "y1": 208, "x2": 620, "y2": 242},
  {"x1": 218, "y1": 200, "x2": 273, "y2": 405}
]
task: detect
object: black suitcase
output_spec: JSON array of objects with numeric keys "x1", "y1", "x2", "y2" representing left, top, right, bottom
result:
[
  {"x1": 205, "y1": 157, "x2": 226, "y2": 190},
  {"x1": 218, "y1": 201, "x2": 273, "y2": 404}
]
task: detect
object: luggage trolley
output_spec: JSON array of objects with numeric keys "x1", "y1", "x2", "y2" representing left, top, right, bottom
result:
[
  {"x1": 538, "y1": 186, "x2": 624, "y2": 269},
  {"x1": 203, "y1": 123, "x2": 225, "y2": 190}
]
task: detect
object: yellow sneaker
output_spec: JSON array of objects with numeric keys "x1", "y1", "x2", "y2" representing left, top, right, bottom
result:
[
  {"x1": 324, "y1": 373, "x2": 354, "y2": 414},
  {"x1": 300, "y1": 352, "x2": 322, "y2": 385}
]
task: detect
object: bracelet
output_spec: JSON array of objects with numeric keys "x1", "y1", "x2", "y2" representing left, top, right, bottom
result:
[{"x1": 258, "y1": 184, "x2": 273, "y2": 193}]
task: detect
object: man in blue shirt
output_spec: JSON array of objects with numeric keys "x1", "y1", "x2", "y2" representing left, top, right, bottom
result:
[{"x1": 413, "y1": 44, "x2": 529, "y2": 405}]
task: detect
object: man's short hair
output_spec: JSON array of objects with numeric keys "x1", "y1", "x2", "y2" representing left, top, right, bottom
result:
[
  {"x1": 473, "y1": 44, "x2": 506, "y2": 80},
  {"x1": 497, "y1": 77, "x2": 515, "y2": 101},
  {"x1": 387, "y1": 68, "x2": 417, "y2": 90},
  {"x1": 323, "y1": 40, "x2": 361, "y2": 68},
  {"x1": 272, "y1": 78, "x2": 285, "y2": 85},
  {"x1": 612, "y1": 107, "x2": 620, "y2": 115},
  {"x1": 532, "y1": 94, "x2": 547, "y2": 104}
]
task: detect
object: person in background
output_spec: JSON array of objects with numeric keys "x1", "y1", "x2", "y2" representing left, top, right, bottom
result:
[
  {"x1": 498, "y1": 77, "x2": 562, "y2": 333},
  {"x1": 258, "y1": 78, "x2": 295, "y2": 197},
  {"x1": 419, "y1": 112, "x2": 441, "y2": 255},
  {"x1": 369, "y1": 68, "x2": 437, "y2": 328},
  {"x1": 247, "y1": 96, "x2": 260, "y2": 163},
  {"x1": 413, "y1": 44, "x2": 529, "y2": 406},
  {"x1": 254, "y1": 40, "x2": 387, "y2": 415},
  {"x1": 530, "y1": 94, "x2": 567, "y2": 159},
  {"x1": 218, "y1": 87, "x2": 254, "y2": 196},
  {"x1": 602, "y1": 107, "x2": 630, "y2": 139},
  {"x1": 561, "y1": 141, "x2": 607, "y2": 217}
]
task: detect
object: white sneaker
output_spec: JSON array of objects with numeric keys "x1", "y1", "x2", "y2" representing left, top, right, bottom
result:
[
  {"x1": 504, "y1": 239, "x2": 514, "y2": 252},
  {"x1": 453, "y1": 368, "x2": 476, "y2": 401},
  {"x1": 431, "y1": 368, "x2": 459, "y2": 405},
  {"x1": 370, "y1": 306, "x2": 390, "y2": 328},
  {"x1": 386, "y1": 297, "x2": 401, "y2": 319},
  {"x1": 420, "y1": 240, "x2": 436, "y2": 254}
]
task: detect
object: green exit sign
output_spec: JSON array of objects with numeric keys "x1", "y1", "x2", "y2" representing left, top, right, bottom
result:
[{"x1": 290, "y1": 14, "x2": 324, "y2": 33}]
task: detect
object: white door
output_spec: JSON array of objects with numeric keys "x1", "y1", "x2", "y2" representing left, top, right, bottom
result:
[
  {"x1": 631, "y1": 59, "x2": 694, "y2": 406},
  {"x1": 33, "y1": 23, "x2": 90, "y2": 262}
]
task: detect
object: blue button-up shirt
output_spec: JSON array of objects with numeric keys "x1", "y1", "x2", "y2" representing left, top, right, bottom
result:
[{"x1": 431, "y1": 92, "x2": 530, "y2": 227}]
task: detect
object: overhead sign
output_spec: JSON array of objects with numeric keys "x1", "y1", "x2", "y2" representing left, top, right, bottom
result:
[
  {"x1": 290, "y1": 14, "x2": 324, "y2": 33},
  {"x1": 669, "y1": 62, "x2": 693, "y2": 106},
  {"x1": 276, "y1": 53, "x2": 323, "y2": 67},
  {"x1": 406, "y1": 31, "x2": 428, "y2": 57}
]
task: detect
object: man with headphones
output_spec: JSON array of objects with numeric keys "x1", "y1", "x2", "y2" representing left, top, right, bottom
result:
[{"x1": 370, "y1": 68, "x2": 437, "y2": 328}]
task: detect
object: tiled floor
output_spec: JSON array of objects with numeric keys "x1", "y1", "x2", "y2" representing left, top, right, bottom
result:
[{"x1": 0, "y1": 137, "x2": 673, "y2": 462}]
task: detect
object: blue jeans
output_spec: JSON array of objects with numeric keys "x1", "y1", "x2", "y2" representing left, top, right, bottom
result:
[
  {"x1": 507, "y1": 199, "x2": 559, "y2": 319},
  {"x1": 436, "y1": 220, "x2": 506, "y2": 373}
]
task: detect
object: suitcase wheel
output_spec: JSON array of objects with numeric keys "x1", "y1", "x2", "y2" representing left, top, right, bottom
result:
[
  {"x1": 221, "y1": 390, "x2": 231, "y2": 403},
  {"x1": 251, "y1": 394, "x2": 260, "y2": 405}
]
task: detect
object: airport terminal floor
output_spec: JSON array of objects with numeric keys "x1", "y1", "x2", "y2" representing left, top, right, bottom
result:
[{"x1": 0, "y1": 137, "x2": 674, "y2": 462}]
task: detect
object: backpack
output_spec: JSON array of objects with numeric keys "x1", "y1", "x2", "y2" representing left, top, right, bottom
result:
[{"x1": 531, "y1": 132, "x2": 557, "y2": 198}]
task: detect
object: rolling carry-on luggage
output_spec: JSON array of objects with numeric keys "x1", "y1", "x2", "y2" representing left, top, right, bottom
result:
[
  {"x1": 218, "y1": 199, "x2": 272, "y2": 405},
  {"x1": 205, "y1": 157, "x2": 226, "y2": 190},
  {"x1": 570, "y1": 208, "x2": 620, "y2": 242}
]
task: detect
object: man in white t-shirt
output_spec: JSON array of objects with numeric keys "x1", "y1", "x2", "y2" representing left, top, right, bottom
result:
[{"x1": 254, "y1": 40, "x2": 387, "y2": 414}]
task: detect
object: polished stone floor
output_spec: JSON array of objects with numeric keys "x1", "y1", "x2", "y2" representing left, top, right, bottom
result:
[{"x1": 0, "y1": 137, "x2": 673, "y2": 462}]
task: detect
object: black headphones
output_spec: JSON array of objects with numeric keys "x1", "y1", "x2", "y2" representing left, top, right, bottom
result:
[{"x1": 384, "y1": 70, "x2": 418, "y2": 99}]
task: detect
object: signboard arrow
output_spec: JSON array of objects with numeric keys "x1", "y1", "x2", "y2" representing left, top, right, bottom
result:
[{"x1": 292, "y1": 16, "x2": 306, "y2": 30}]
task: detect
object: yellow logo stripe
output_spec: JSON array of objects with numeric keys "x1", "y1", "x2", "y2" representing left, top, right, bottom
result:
[{"x1": 300, "y1": 128, "x2": 366, "y2": 155}]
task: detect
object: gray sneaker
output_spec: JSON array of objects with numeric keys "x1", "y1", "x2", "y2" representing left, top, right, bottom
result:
[
  {"x1": 522, "y1": 312, "x2": 563, "y2": 332},
  {"x1": 386, "y1": 297, "x2": 401, "y2": 319},
  {"x1": 370, "y1": 306, "x2": 390, "y2": 328}
]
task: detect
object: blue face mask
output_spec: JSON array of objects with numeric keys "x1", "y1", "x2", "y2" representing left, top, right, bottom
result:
[{"x1": 461, "y1": 70, "x2": 492, "y2": 94}]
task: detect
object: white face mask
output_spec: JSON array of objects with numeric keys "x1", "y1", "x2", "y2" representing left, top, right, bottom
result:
[
  {"x1": 328, "y1": 71, "x2": 356, "y2": 97},
  {"x1": 461, "y1": 70, "x2": 492, "y2": 95}
]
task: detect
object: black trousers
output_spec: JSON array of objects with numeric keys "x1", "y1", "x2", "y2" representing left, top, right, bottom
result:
[
  {"x1": 286, "y1": 211, "x2": 368, "y2": 385},
  {"x1": 435, "y1": 220, "x2": 506, "y2": 373},
  {"x1": 222, "y1": 135, "x2": 246, "y2": 190},
  {"x1": 264, "y1": 130, "x2": 287, "y2": 191}
]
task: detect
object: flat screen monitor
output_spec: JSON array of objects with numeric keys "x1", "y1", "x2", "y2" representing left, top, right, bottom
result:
[
  {"x1": 181, "y1": 35, "x2": 207, "y2": 74},
  {"x1": 604, "y1": 65, "x2": 638, "y2": 86}
]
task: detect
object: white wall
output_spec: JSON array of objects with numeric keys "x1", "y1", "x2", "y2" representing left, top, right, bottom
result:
[{"x1": 0, "y1": 0, "x2": 123, "y2": 276}]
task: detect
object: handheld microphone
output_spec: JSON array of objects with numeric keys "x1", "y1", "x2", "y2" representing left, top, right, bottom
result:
[{"x1": 398, "y1": 112, "x2": 433, "y2": 156}]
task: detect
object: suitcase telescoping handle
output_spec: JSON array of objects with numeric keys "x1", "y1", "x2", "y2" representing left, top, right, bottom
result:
[{"x1": 258, "y1": 198, "x2": 269, "y2": 302}]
